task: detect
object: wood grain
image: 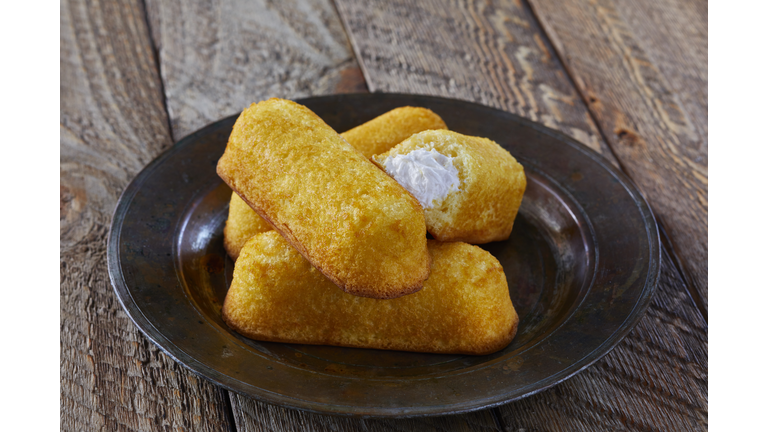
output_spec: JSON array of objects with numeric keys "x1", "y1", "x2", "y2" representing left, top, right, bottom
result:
[
  {"x1": 143, "y1": 0, "x2": 367, "y2": 141},
  {"x1": 334, "y1": 0, "x2": 615, "y2": 159},
  {"x1": 525, "y1": 0, "x2": 708, "y2": 311},
  {"x1": 229, "y1": 396, "x2": 503, "y2": 432},
  {"x1": 61, "y1": 0, "x2": 234, "y2": 430}
]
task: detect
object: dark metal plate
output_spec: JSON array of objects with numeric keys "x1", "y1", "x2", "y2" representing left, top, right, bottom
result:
[{"x1": 108, "y1": 94, "x2": 660, "y2": 417}]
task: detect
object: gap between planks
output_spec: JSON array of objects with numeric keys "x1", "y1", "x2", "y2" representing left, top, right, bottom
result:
[
  {"x1": 331, "y1": 0, "x2": 372, "y2": 94},
  {"x1": 491, "y1": 407, "x2": 506, "y2": 431},
  {"x1": 139, "y1": 0, "x2": 175, "y2": 143}
]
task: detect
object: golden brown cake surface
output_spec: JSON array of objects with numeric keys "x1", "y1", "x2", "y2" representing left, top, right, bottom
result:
[
  {"x1": 222, "y1": 106, "x2": 447, "y2": 260},
  {"x1": 223, "y1": 193, "x2": 273, "y2": 260},
  {"x1": 217, "y1": 98, "x2": 430, "y2": 299},
  {"x1": 223, "y1": 232, "x2": 518, "y2": 355},
  {"x1": 340, "y1": 106, "x2": 447, "y2": 158},
  {"x1": 373, "y1": 130, "x2": 526, "y2": 244}
]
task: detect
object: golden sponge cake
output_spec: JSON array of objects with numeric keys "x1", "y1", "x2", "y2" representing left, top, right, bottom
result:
[
  {"x1": 223, "y1": 231, "x2": 518, "y2": 355},
  {"x1": 373, "y1": 130, "x2": 526, "y2": 244},
  {"x1": 223, "y1": 193, "x2": 273, "y2": 260},
  {"x1": 222, "y1": 106, "x2": 448, "y2": 260},
  {"x1": 217, "y1": 98, "x2": 430, "y2": 299},
  {"x1": 341, "y1": 106, "x2": 447, "y2": 158}
]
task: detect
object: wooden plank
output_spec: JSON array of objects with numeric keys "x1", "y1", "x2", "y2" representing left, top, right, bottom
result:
[
  {"x1": 143, "y1": 1, "x2": 498, "y2": 430},
  {"x1": 612, "y1": 0, "x2": 707, "y2": 143},
  {"x1": 525, "y1": 0, "x2": 708, "y2": 311},
  {"x1": 60, "y1": 0, "x2": 234, "y2": 430},
  {"x1": 335, "y1": 0, "x2": 707, "y2": 429},
  {"x1": 497, "y1": 248, "x2": 707, "y2": 431},
  {"x1": 334, "y1": 0, "x2": 615, "y2": 160},
  {"x1": 143, "y1": 0, "x2": 368, "y2": 141},
  {"x1": 229, "y1": 397, "x2": 502, "y2": 432}
]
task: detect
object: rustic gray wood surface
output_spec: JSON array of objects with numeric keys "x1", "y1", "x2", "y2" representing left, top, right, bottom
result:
[
  {"x1": 526, "y1": 0, "x2": 709, "y2": 314},
  {"x1": 144, "y1": 0, "x2": 367, "y2": 141},
  {"x1": 230, "y1": 399, "x2": 504, "y2": 432},
  {"x1": 60, "y1": 0, "x2": 234, "y2": 430},
  {"x1": 336, "y1": 0, "x2": 613, "y2": 158},
  {"x1": 61, "y1": 0, "x2": 708, "y2": 430}
]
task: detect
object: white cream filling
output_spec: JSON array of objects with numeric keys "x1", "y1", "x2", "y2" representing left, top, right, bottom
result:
[{"x1": 381, "y1": 148, "x2": 460, "y2": 209}]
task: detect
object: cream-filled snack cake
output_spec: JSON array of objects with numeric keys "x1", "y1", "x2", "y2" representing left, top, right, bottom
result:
[
  {"x1": 223, "y1": 232, "x2": 519, "y2": 355},
  {"x1": 341, "y1": 106, "x2": 447, "y2": 158},
  {"x1": 222, "y1": 106, "x2": 448, "y2": 260},
  {"x1": 217, "y1": 98, "x2": 430, "y2": 299},
  {"x1": 223, "y1": 193, "x2": 273, "y2": 260},
  {"x1": 373, "y1": 130, "x2": 526, "y2": 244}
]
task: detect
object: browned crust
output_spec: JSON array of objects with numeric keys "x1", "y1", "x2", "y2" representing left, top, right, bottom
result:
[
  {"x1": 222, "y1": 224, "x2": 240, "y2": 260},
  {"x1": 222, "y1": 188, "x2": 429, "y2": 300},
  {"x1": 474, "y1": 311, "x2": 519, "y2": 356},
  {"x1": 221, "y1": 106, "x2": 449, "y2": 262},
  {"x1": 216, "y1": 99, "x2": 430, "y2": 299},
  {"x1": 222, "y1": 234, "x2": 518, "y2": 355},
  {"x1": 222, "y1": 193, "x2": 274, "y2": 260},
  {"x1": 220, "y1": 319, "x2": 516, "y2": 356},
  {"x1": 222, "y1": 300, "x2": 517, "y2": 356},
  {"x1": 340, "y1": 106, "x2": 448, "y2": 158}
]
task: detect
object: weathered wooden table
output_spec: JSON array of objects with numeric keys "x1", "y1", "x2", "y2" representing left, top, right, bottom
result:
[{"x1": 61, "y1": 0, "x2": 707, "y2": 430}]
